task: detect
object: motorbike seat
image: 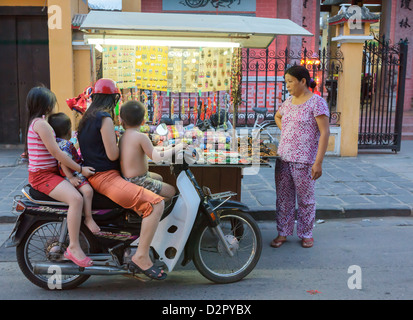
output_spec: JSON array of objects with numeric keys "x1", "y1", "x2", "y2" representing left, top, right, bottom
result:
[
  {"x1": 252, "y1": 107, "x2": 268, "y2": 114},
  {"x1": 26, "y1": 185, "x2": 122, "y2": 209}
]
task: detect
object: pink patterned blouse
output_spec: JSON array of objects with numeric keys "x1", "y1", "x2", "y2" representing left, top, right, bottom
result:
[{"x1": 278, "y1": 94, "x2": 330, "y2": 165}]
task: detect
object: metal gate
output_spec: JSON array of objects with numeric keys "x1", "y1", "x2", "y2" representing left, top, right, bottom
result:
[
  {"x1": 115, "y1": 45, "x2": 343, "y2": 128},
  {"x1": 359, "y1": 36, "x2": 408, "y2": 152},
  {"x1": 239, "y1": 46, "x2": 343, "y2": 126}
]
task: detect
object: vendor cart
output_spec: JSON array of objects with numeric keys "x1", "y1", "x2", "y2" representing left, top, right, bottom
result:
[{"x1": 76, "y1": 11, "x2": 308, "y2": 200}]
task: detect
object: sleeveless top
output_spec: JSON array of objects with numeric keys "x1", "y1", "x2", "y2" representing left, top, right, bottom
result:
[
  {"x1": 27, "y1": 118, "x2": 57, "y2": 172},
  {"x1": 78, "y1": 111, "x2": 120, "y2": 172}
]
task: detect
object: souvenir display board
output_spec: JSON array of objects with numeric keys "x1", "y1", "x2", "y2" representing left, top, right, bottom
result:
[
  {"x1": 101, "y1": 45, "x2": 233, "y2": 93},
  {"x1": 136, "y1": 46, "x2": 168, "y2": 91},
  {"x1": 167, "y1": 48, "x2": 199, "y2": 92},
  {"x1": 196, "y1": 48, "x2": 233, "y2": 93},
  {"x1": 102, "y1": 45, "x2": 136, "y2": 89}
]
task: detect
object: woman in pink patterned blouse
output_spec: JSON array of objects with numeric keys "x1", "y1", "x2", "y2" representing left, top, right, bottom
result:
[{"x1": 271, "y1": 66, "x2": 330, "y2": 249}]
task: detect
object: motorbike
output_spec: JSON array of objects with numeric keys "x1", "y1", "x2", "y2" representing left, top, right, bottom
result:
[{"x1": 6, "y1": 146, "x2": 262, "y2": 290}]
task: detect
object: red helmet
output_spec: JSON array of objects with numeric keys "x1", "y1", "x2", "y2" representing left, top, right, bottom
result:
[{"x1": 93, "y1": 78, "x2": 120, "y2": 95}]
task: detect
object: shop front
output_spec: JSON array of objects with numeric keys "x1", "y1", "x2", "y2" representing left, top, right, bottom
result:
[{"x1": 78, "y1": 11, "x2": 311, "y2": 199}]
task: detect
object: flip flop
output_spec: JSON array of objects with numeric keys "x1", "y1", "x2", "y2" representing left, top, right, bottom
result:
[
  {"x1": 301, "y1": 237, "x2": 314, "y2": 248},
  {"x1": 270, "y1": 236, "x2": 287, "y2": 248},
  {"x1": 128, "y1": 260, "x2": 167, "y2": 280},
  {"x1": 64, "y1": 248, "x2": 93, "y2": 267}
]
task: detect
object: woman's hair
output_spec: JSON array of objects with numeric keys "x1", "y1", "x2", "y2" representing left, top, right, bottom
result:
[
  {"x1": 48, "y1": 112, "x2": 72, "y2": 140},
  {"x1": 285, "y1": 65, "x2": 317, "y2": 89},
  {"x1": 120, "y1": 100, "x2": 146, "y2": 127},
  {"x1": 77, "y1": 93, "x2": 120, "y2": 134},
  {"x1": 24, "y1": 86, "x2": 57, "y2": 155}
]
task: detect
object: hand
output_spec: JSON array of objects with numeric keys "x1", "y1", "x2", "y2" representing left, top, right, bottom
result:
[
  {"x1": 311, "y1": 162, "x2": 322, "y2": 180},
  {"x1": 69, "y1": 176, "x2": 82, "y2": 187},
  {"x1": 174, "y1": 143, "x2": 188, "y2": 153},
  {"x1": 81, "y1": 166, "x2": 95, "y2": 178}
]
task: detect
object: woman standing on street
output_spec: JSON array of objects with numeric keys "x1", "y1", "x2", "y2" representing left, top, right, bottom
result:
[{"x1": 271, "y1": 66, "x2": 330, "y2": 249}]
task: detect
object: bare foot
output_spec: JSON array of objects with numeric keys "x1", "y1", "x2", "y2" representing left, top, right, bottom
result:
[{"x1": 84, "y1": 217, "x2": 100, "y2": 234}]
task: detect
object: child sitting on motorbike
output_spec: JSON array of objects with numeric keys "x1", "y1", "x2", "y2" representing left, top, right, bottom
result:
[
  {"x1": 119, "y1": 100, "x2": 186, "y2": 200},
  {"x1": 25, "y1": 86, "x2": 95, "y2": 268},
  {"x1": 48, "y1": 112, "x2": 100, "y2": 234}
]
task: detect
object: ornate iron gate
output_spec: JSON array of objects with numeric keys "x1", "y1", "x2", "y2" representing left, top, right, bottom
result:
[
  {"x1": 109, "y1": 45, "x2": 343, "y2": 127},
  {"x1": 359, "y1": 36, "x2": 408, "y2": 152}
]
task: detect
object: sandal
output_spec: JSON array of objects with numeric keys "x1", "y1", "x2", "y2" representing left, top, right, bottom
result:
[
  {"x1": 301, "y1": 238, "x2": 314, "y2": 248},
  {"x1": 128, "y1": 260, "x2": 167, "y2": 280},
  {"x1": 64, "y1": 248, "x2": 93, "y2": 267},
  {"x1": 270, "y1": 236, "x2": 287, "y2": 248}
]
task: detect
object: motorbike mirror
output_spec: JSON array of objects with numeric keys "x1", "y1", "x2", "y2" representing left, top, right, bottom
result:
[
  {"x1": 155, "y1": 123, "x2": 168, "y2": 136},
  {"x1": 183, "y1": 147, "x2": 199, "y2": 165}
]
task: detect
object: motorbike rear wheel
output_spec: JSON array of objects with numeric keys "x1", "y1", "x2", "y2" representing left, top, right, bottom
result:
[
  {"x1": 192, "y1": 211, "x2": 262, "y2": 284},
  {"x1": 16, "y1": 220, "x2": 98, "y2": 290}
]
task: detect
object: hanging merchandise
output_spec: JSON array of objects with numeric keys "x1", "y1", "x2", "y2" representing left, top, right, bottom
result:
[
  {"x1": 158, "y1": 95, "x2": 163, "y2": 124},
  {"x1": 213, "y1": 94, "x2": 217, "y2": 114},
  {"x1": 181, "y1": 99, "x2": 186, "y2": 121},
  {"x1": 187, "y1": 98, "x2": 190, "y2": 122},
  {"x1": 230, "y1": 47, "x2": 242, "y2": 129},
  {"x1": 193, "y1": 96, "x2": 198, "y2": 124},
  {"x1": 141, "y1": 91, "x2": 149, "y2": 122},
  {"x1": 166, "y1": 48, "x2": 200, "y2": 93},
  {"x1": 136, "y1": 46, "x2": 168, "y2": 91},
  {"x1": 102, "y1": 45, "x2": 136, "y2": 89},
  {"x1": 171, "y1": 98, "x2": 175, "y2": 119},
  {"x1": 66, "y1": 86, "x2": 93, "y2": 114},
  {"x1": 152, "y1": 92, "x2": 159, "y2": 125},
  {"x1": 206, "y1": 97, "x2": 212, "y2": 120},
  {"x1": 197, "y1": 48, "x2": 233, "y2": 93},
  {"x1": 200, "y1": 99, "x2": 205, "y2": 121}
]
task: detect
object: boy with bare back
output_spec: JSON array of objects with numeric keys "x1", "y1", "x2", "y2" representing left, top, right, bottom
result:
[{"x1": 119, "y1": 100, "x2": 184, "y2": 200}]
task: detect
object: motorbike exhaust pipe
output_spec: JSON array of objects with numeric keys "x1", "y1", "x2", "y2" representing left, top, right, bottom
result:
[{"x1": 33, "y1": 262, "x2": 129, "y2": 276}]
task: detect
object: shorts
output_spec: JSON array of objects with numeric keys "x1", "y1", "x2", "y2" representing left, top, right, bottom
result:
[
  {"x1": 87, "y1": 170, "x2": 164, "y2": 218},
  {"x1": 124, "y1": 172, "x2": 163, "y2": 195},
  {"x1": 28, "y1": 167, "x2": 65, "y2": 195},
  {"x1": 64, "y1": 172, "x2": 89, "y2": 190}
]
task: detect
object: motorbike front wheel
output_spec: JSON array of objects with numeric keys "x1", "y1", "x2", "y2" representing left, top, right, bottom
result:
[{"x1": 192, "y1": 211, "x2": 262, "y2": 284}]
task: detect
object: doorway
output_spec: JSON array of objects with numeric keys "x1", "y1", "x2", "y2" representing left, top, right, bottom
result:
[{"x1": 0, "y1": 7, "x2": 50, "y2": 144}]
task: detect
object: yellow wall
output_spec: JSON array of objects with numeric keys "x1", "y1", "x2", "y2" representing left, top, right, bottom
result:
[
  {"x1": 74, "y1": 49, "x2": 92, "y2": 96},
  {"x1": 1, "y1": 0, "x2": 45, "y2": 6},
  {"x1": 122, "y1": 0, "x2": 141, "y2": 12},
  {"x1": 47, "y1": 0, "x2": 75, "y2": 119},
  {"x1": 336, "y1": 42, "x2": 364, "y2": 156}
]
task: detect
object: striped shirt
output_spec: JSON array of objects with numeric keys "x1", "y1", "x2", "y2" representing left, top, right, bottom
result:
[{"x1": 27, "y1": 118, "x2": 57, "y2": 172}]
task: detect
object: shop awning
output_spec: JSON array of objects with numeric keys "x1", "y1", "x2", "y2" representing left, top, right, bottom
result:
[{"x1": 80, "y1": 11, "x2": 313, "y2": 48}]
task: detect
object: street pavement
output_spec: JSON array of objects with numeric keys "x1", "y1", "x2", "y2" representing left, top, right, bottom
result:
[
  {"x1": 1, "y1": 141, "x2": 413, "y2": 223},
  {"x1": 1, "y1": 217, "x2": 413, "y2": 299},
  {"x1": 243, "y1": 141, "x2": 413, "y2": 220},
  {"x1": 1, "y1": 142, "x2": 413, "y2": 300}
]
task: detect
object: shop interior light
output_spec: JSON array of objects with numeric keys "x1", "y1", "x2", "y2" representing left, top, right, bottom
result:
[
  {"x1": 94, "y1": 43, "x2": 103, "y2": 52},
  {"x1": 86, "y1": 37, "x2": 241, "y2": 48}
]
